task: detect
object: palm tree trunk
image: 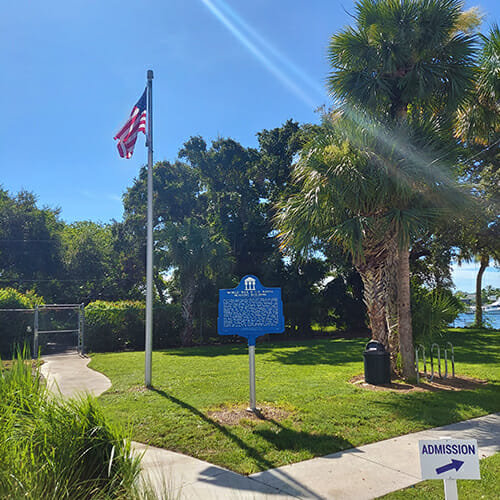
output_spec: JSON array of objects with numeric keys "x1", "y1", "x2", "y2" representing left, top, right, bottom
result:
[
  {"x1": 356, "y1": 238, "x2": 391, "y2": 348},
  {"x1": 474, "y1": 255, "x2": 489, "y2": 327},
  {"x1": 397, "y1": 246, "x2": 415, "y2": 379},
  {"x1": 357, "y1": 262, "x2": 388, "y2": 346},
  {"x1": 180, "y1": 277, "x2": 196, "y2": 346},
  {"x1": 384, "y1": 239, "x2": 399, "y2": 373}
]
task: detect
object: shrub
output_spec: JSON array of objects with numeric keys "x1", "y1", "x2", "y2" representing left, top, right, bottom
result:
[
  {"x1": 0, "y1": 349, "x2": 142, "y2": 499},
  {"x1": 411, "y1": 284, "x2": 463, "y2": 344},
  {"x1": 153, "y1": 302, "x2": 183, "y2": 348},
  {"x1": 85, "y1": 301, "x2": 183, "y2": 352},
  {"x1": 0, "y1": 288, "x2": 43, "y2": 357},
  {"x1": 85, "y1": 301, "x2": 143, "y2": 352}
]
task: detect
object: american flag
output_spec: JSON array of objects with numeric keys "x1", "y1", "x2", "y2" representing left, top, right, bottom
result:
[{"x1": 114, "y1": 89, "x2": 147, "y2": 159}]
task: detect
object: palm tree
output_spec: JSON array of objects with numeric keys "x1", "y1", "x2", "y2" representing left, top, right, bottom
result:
[
  {"x1": 457, "y1": 232, "x2": 500, "y2": 327},
  {"x1": 277, "y1": 111, "x2": 459, "y2": 372},
  {"x1": 161, "y1": 219, "x2": 231, "y2": 346},
  {"x1": 456, "y1": 25, "x2": 500, "y2": 144},
  {"x1": 325, "y1": 0, "x2": 476, "y2": 377},
  {"x1": 328, "y1": 0, "x2": 476, "y2": 121},
  {"x1": 278, "y1": 1, "x2": 476, "y2": 378},
  {"x1": 455, "y1": 26, "x2": 500, "y2": 327}
]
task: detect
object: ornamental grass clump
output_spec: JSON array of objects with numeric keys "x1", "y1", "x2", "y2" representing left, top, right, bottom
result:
[{"x1": 0, "y1": 348, "x2": 143, "y2": 499}]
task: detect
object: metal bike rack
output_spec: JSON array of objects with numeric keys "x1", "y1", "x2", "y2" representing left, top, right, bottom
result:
[
  {"x1": 415, "y1": 344, "x2": 427, "y2": 384},
  {"x1": 444, "y1": 341, "x2": 455, "y2": 378},
  {"x1": 430, "y1": 343, "x2": 441, "y2": 381},
  {"x1": 416, "y1": 342, "x2": 455, "y2": 384}
]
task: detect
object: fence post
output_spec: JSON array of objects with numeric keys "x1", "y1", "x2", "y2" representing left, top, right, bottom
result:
[
  {"x1": 78, "y1": 304, "x2": 85, "y2": 354},
  {"x1": 33, "y1": 305, "x2": 39, "y2": 358}
]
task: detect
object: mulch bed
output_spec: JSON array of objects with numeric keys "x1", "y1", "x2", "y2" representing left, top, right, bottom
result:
[
  {"x1": 207, "y1": 404, "x2": 292, "y2": 426},
  {"x1": 350, "y1": 373, "x2": 489, "y2": 393}
]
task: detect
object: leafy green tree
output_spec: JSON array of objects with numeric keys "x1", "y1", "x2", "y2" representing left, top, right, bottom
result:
[
  {"x1": 120, "y1": 160, "x2": 204, "y2": 303},
  {"x1": 280, "y1": 258, "x2": 328, "y2": 335},
  {"x1": 0, "y1": 188, "x2": 64, "y2": 301},
  {"x1": 179, "y1": 137, "x2": 274, "y2": 279},
  {"x1": 123, "y1": 124, "x2": 352, "y2": 343},
  {"x1": 60, "y1": 221, "x2": 118, "y2": 303},
  {"x1": 456, "y1": 220, "x2": 500, "y2": 326},
  {"x1": 411, "y1": 281, "x2": 463, "y2": 344},
  {"x1": 256, "y1": 119, "x2": 310, "y2": 203},
  {"x1": 409, "y1": 229, "x2": 457, "y2": 289},
  {"x1": 318, "y1": 245, "x2": 368, "y2": 331},
  {"x1": 180, "y1": 129, "x2": 333, "y2": 335},
  {"x1": 122, "y1": 160, "x2": 234, "y2": 345},
  {"x1": 328, "y1": 0, "x2": 476, "y2": 122}
]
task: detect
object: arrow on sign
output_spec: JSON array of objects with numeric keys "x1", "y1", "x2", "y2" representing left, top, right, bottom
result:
[{"x1": 436, "y1": 459, "x2": 464, "y2": 475}]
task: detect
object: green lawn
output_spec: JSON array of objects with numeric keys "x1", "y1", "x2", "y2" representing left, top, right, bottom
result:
[{"x1": 89, "y1": 329, "x2": 500, "y2": 475}]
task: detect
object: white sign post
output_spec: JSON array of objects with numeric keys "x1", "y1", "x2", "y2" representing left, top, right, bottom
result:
[{"x1": 419, "y1": 438, "x2": 480, "y2": 500}]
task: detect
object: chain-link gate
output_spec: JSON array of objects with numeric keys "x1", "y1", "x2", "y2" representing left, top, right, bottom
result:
[{"x1": 33, "y1": 304, "x2": 85, "y2": 355}]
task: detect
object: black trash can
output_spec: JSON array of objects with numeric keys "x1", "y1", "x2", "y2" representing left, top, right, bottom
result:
[{"x1": 363, "y1": 340, "x2": 391, "y2": 385}]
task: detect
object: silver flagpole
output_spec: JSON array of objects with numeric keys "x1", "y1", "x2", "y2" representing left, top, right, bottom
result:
[{"x1": 145, "y1": 69, "x2": 154, "y2": 387}]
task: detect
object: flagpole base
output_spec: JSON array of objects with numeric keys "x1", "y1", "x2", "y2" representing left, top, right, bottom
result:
[{"x1": 246, "y1": 407, "x2": 262, "y2": 414}]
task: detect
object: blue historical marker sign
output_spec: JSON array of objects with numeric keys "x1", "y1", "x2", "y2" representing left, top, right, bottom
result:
[{"x1": 218, "y1": 275, "x2": 285, "y2": 345}]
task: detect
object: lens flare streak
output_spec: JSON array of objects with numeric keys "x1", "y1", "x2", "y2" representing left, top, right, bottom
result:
[{"x1": 200, "y1": 0, "x2": 322, "y2": 109}]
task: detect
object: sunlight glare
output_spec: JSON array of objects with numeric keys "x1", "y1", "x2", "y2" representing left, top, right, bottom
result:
[{"x1": 200, "y1": 0, "x2": 322, "y2": 109}]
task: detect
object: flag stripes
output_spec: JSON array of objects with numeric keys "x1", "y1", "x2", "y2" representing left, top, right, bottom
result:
[{"x1": 114, "y1": 88, "x2": 147, "y2": 159}]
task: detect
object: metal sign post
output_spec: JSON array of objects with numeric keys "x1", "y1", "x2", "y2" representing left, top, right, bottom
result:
[
  {"x1": 443, "y1": 478, "x2": 458, "y2": 500},
  {"x1": 218, "y1": 275, "x2": 285, "y2": 412},
  {"x1": 248, "y1": 344, "x2": 256, "y2": 410}
]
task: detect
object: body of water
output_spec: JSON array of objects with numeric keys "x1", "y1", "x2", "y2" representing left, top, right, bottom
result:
[{"x1": 452, "y1": 311, "x2": 500, "y2": 329}]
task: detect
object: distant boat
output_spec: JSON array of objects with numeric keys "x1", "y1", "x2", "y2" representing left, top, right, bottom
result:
[{"x1": 483, "y1": 298, "x2": 500, "y2": 314}]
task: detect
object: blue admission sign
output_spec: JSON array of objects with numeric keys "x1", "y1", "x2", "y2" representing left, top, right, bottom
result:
[{"x1": 218, "y1": 275, "x2": 285, "y2": 345}]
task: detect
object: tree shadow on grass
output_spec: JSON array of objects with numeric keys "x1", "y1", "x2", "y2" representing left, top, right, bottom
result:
[
  {"x1": 149, "y1": 387, "x2": 353, "y2": 499},
  {"x1": 267, "y1": 338, "x2": 368, "y2": 366},
  {"x1": 251, "y1": 413, "x2": 353, "y2": 457},
  {"x1": 371, "y1": 382, "x2": 500, "y2": 429},
  {"x1": 440, "y1": 330, "x2": 500, "y2": 366},
  {"x1": 158, "y1": 337, "x2": 369, "y2": 366},
  {"x1": 158, "y1": 344, "x2": 248, "y2": 358},
  {"x1": 150, "y1": 388, "x2": 272, "y2": 468}
]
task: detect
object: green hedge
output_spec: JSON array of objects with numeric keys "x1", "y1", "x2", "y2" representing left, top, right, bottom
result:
[
  {"x1": 0, "y1": 288, "x2": 43, "y2": 358},
  {"x1": 411, "y1": 284, "x2": 462, "y2": 343},
  {"x1": 85, "y1": 300, "x2": 183, "y2": 352}
]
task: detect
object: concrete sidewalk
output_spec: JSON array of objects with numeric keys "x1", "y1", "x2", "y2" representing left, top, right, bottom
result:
[
  {"x1": 41, "y1": 350, "x2": 111, "y2": 397},
  {"x1": 41, "y1": 352, "x2": 500, "y2": 499}
]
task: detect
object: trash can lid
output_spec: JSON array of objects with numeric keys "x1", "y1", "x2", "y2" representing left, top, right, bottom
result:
[{"x1": 365, "y1": 340, "x2": 386, "y2": 352}]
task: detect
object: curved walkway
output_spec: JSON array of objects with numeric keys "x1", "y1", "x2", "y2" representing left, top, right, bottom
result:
[
  {"x1": 41, "y1": 351, "x2": 112, "y2": 397},
  {"x1": 41, "y1": 352, "x2": 500, "y2": 499}
]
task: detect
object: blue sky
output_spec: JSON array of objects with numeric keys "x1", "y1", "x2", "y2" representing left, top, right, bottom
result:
[{"x1": 1, "y1": 0, "x2": 498, "y2": 293}]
